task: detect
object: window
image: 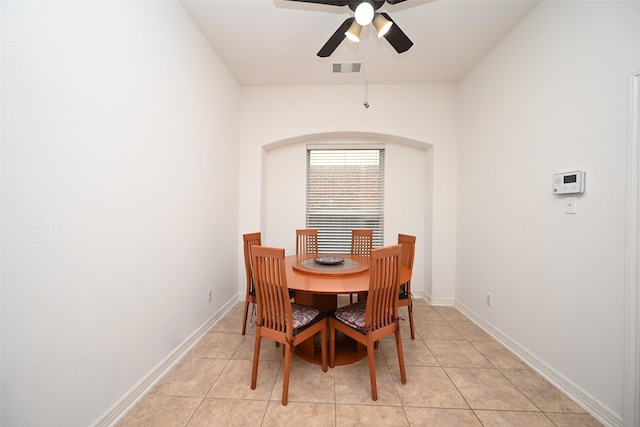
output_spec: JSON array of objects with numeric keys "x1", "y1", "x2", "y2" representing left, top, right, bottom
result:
[{"x1": 306, "y1": 147, "x2": 385, "y2": 253}]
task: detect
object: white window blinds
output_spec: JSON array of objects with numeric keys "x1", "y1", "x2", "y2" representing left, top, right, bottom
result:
[{"x1": 306, "y1": 148, "x2": 385, "y2": 253}]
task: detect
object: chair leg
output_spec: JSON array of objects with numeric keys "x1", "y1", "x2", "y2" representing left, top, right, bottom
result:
[
  {"x1": 242, "y1": 300, "x2": 250, "y2": 335},
  {"x1": 366, "y1": 335, "x2": 378, "y2": 401},
  {"x1": 395, "y1": 324, "x2": 407, "y2": 385},
  {"x1": 320, "y1": 322, "x2": 328, "y2": 372},
  {"x1": 282, "y1": 343, "x2": 292, "y2": 406},
  {"x1": 329, "y1": 320, "x2": 336, "y2": 368},
  {"x1": 251, "y1": 330, "x2": 262, "y2": 390},
  {"x1": 408, "y1": 299, "x2": 415, "y2": 340}
]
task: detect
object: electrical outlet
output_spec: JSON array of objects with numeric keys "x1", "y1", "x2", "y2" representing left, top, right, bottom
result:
[
  {"x1": 486, "y1": 293, "x2": 493, "y2": 307},
  {"x1": 207, "y1": 289, "x2": 212, "y2": 302}
]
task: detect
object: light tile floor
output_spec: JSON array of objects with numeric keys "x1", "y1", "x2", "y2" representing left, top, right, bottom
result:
[{"x1": 116, "y1": 299, "x2": 603, "y2": 427}]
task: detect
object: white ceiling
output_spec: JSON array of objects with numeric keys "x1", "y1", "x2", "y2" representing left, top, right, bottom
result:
[{"x1": 181, "y1": 0, "x2": 540, "y2": 86}]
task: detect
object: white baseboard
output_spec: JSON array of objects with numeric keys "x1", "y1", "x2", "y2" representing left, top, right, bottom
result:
[
  {"x1": 89, "y1": 296, "x2": 238, "y2": 427},
  {"x1": 454, "y1": 301, "x2": 623, "y2": 427},
  {"x1": 422, "y1": 292, "x2": 454, "y2": 307}
]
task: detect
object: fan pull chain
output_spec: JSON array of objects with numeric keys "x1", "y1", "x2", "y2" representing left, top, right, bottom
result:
[
  {"x1": 363, "y1": 26, "x2": 370, "y2": 108},
  {"x1": 364, "y1": 77, "x2": 369, "y2": 108}
]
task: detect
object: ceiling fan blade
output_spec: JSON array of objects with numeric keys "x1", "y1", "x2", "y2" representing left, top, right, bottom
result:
[
  {"x1": 385, "y1": 0, "x2": 409, "y2": 4},
  {"x1": 317, "y1": 17, "x2": 355, "y2": 57},
  {"x1": 285, "y1": 0, "x2": 349, "y2": 6},
  {"x1": 380, "y1": 12, "x2": 413, "y2": 54}
]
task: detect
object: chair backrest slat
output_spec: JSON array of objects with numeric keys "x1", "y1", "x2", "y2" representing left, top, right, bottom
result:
[
  {"x1": 243, "y1": 232, "x2": 261, "y2": 294},
  {"x1": 397, "y1": 233, "x2": 416, "y2": 293},
  {"x1": 296, "y1": 229, "x2": 319, "y2": 255},
  {"x1": 397, "y1": 234, "x2": 416, "y2": 270},
  {"x1": 351, "y1": 229, "x2": 373, "y2": 256},
  {"x1": 252, "y1": 246, "x2": 292, "y2": 338},
  {"x1": 366, "y1": 245, "x2": 402, "y2": 331}
]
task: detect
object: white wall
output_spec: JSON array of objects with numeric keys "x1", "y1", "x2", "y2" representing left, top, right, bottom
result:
[
  {"x1": 6, "y1": 1, "x2": 635, "y2": 425},
  {"x1": 1, "y1": 2, "x2": 240, "y2": 425},
  {"x1": 238, "y1": 85, "x2": 457, "y2": 303},
  {"x1": 456, "y1": 1, "x2": 640, "y2": 422}
]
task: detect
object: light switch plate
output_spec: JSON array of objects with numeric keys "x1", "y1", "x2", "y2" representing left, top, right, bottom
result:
[{"x1": 565, "y1": 197, "x2": 577, "y2": 214}]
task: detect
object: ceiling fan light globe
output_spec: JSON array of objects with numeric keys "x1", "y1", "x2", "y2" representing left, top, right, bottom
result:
[
  {"x1": 354, "y1": 2, "x2": 374, "y2": 26},
  {"x1": 373, "y1": 14, "x2": 393, "y2": 38},
  {"x1": 345, "y1": 21, "x2": 362, "y2": 42}
]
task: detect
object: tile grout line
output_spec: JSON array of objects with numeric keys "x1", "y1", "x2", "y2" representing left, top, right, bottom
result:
[{"x1": 116, "y1": 302, "x2": 603, "y2": 426}]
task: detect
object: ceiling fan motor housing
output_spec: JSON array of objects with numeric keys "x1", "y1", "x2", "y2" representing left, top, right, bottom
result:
[{"x1": 348, "y1": 1, "x2": 385, "y2": 12}]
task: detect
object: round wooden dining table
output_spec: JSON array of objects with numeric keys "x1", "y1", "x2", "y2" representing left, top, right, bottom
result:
[{"x1": 284, "y1": 253, "x2": 412, "y2": 366}]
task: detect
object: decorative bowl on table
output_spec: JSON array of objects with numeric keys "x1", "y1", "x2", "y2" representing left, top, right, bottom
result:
[{"x1": 314, "y1": 256, "x2": 345, "y2": 265}]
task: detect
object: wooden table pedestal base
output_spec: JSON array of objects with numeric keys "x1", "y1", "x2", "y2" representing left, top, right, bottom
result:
[{"x1": 293, "y1": 290, "x2": 366, "y2": 366}]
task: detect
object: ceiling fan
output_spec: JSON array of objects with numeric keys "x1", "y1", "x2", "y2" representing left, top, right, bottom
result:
[{"x1": 286, "y1": 0, "x2": 414, "y2": 57}]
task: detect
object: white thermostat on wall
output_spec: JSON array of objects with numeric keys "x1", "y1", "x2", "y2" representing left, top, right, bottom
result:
[{"x1": 552, "y1": 170, "x2": 585, "y2": 194}]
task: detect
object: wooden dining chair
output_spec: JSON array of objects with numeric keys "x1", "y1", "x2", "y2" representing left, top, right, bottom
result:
[
  {"x1": 250, "y1": 246, "x2": 328, "y2": 405},
  {"x1": 243, "y1": 233, "x2": 296, "y2": 337},
  {"x1": 329, "y1": 244, "x2": 407, "y2": 401},
  {"x1": 397, "y1": 233, "x2": 417, "y2": 339},
  {"x1": 350, "y1": 229, "x2": 373, "y2": 303},
  {"x1": 241, "y1": 232, "x2": 261, "y2": 335},
  {"x1": 296, "y1": 229, "x2": 319, "y2": 255}
]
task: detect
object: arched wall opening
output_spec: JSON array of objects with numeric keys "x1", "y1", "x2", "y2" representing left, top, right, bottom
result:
[{"x1": 260, "y1": 131, "x2": 433, "y2": 299}]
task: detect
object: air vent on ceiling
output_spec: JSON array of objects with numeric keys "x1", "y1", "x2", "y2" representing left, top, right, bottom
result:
[{"x1": 333, "y1": 63, "x2": 361, "y2": 73}]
